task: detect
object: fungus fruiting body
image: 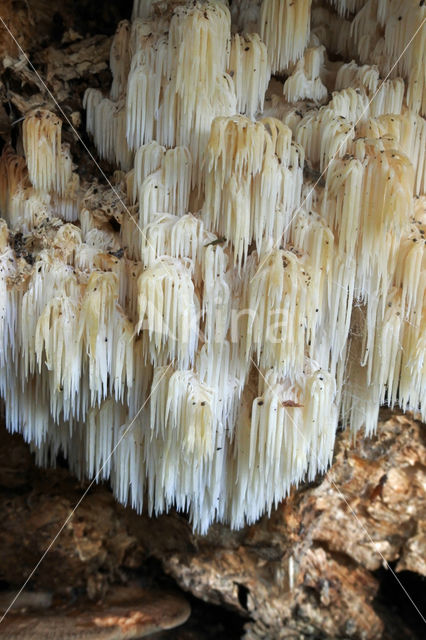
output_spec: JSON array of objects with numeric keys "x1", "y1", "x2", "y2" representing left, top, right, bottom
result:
[{"x1": 0, "y1": 0, "x2": 425, "y2": 533}]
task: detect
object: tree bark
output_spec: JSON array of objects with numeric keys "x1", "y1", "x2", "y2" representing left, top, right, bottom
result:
[{"x1": 0, "y1": 410, "x2": 424, "y2": 638}]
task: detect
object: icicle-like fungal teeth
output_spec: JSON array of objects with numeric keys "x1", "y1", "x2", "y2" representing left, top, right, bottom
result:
[
  {"x1": 2, "y1": 0, "x2": 425, "y2": 535},
  {"x1": 92, "y1": 98, "x2": 116, "y2": 162},
  {"x1": 34, "y1": 295, "x2": 82, "y2": 419},
  {"x1": 110, "y1": 307, "x2": 136, "y2": 405},
  {"x1": 341, "y1": 0, "x2": 426, "y2": 115},
  {"x1": 126, "y1": 0, "x2": 232, "y2": 162},
  {"x1": 0, "y1": 146, "x2": 29, "y2": 217},
  {"x1": 87, "y1": 97, "x2": 133, "y2": 170},
  {"x1": 289, "y1": 208, "x2": 334, "y2": 357},
  {"x1": 54, "y1": 144, "x2": 73, "y2": 196},
  {"x1": 203, "y1": 115, "x2": 302, "y2": 267},
  {"x1": 381, "y1": 2, "x2": 425, "y2": 116},
  {"x1": 161, "y1": 146, "x2": 192, "y2": 215},
  {"x1": 171, "y1": 2, "x2": 234, "y2": 187},
  {"x1": 165, "y1": 370, "x2": 216, "y2": 460},
  {"x1": 323, "y1": 139, "x2": 414, "y2": 306},
  {"x1": 261, "y1": 117, "x2": 304, "y2": 244},
  {"x1": 393, "y1": 227, "x2": 425, "y2": 322},
  {"x1": 339, "y1": 308, "x2": 377, "y2": 437},
  {"x1": 335, "y1": 60, "x2": 380, "y2": 94},
  {"x1": 361, "y1": 111, "x2": 426, "y2": 196},
  {"x1": 129, "y1": 18, "x2": 169, "y2": 59},
  {"x1": 399, "y1": 303, "x2": 426, "y2": 421},
  {"x1": 0, "y1": 221, "x2": 14, "y2": 364},
  {"x1": 111, "y1": 409, "x2": 146, "y2": 512},
  {"x1": 170, "y1": 2, "x2": 231, "y2": 108},
  {"x1": 328, "y1": 87, "x2": 370, "y2": 123},
  {"x1": 203, "y1": 116, "x2": 262, "y2": 266},
  {"x1": 230, "y1": 368, "x2": 337, "y2": 528},
  {"x1": 136, "y1": 257, "x2": 199, "y2": 368},
  {"x1": 260, "y1": 0, "x2": 312, "y2": 73},
  {"x1": 356, "y1": 139, "x2": 414, "y2": 247},
  {"x1": 368, "y1": 287, "x2": 404, "y2": 408},
  {"x1": 303, "y1": 368, "x2": 338, "y2": 480},
  {"x1": 0, "y1": 218, "x2": 8, "y2": 252},
  {"x1": 9, "y1": 189, "x2": 52, "y2": 233},
  {"x1": 283, "y1": 46, "x2": 328, "y2": 104},
  {"x1": 132, "y1": 144, "x2": 192, "y2": 231},
  {"x1": 245, "y1": 249, "x2": 314, "y2": 378},
  {"x1": 52, "y1": 172, "x2": 81, "y2": 222},
  {"x1": 79, "y1": 271, "x2": 135, "y2": 405},
  {"x1": 83, "y1": 88, "x2": 103, "y2": 138},
  {"x1": 228, "y1": 33, "x2": 270, "y2": 118},
  {"x1": 140, "y1": 213, "x2": 205, "y2": 284},
  {"x1": 185, "y1": 72, "x2": 237, "y2": 190},
  {"x1": 80, "y1": 271, "x2": 117, "y2": 351},
  {"x1": 23, "y1": 109, "x2": 62, "y2": 193},
  {"x1": 327, "y1": 0, "x2": 367, "y2": 18},
  {"x1": 131, "y1": 0, "x2": 154, "y2": 20},
  {"x1": 110, "y1": 20, "x2": 131, "y2": 100},
  {"x1": 196, "y1": 340, "x2": 241, "y2": 429},
  {"x1": 132, "y1": 142, "x2": 166, "y2": 205},
  {"x1": 85, "y1": 398, "x2": 123, "y2": 481},
  {"x1": 349, "y1": 0, "x2": 383, "y2": 66},
  {"x1": 149, "y1": 365, "x2": 174, "y2": 437},
  {"x1": 87, "y1": 98, "x2": 133, "y2": 169},
  {"x1": 137, "y1": 171, "x2": 168, "y2": 230},
  {"x1": 201, "y1": 243, "x2": 231, "y2": 346},
  {"x1": 126, "y1": 64, "x2": 159, "y2": 150},
  {"x1": 295, "y1": 106, "x2": 354, "y2": 172},
  {"x1": 113, "y1": 104, "x2": 134, "y2": 172},
  {"x1": 335, "y1": 61, "x2": 404, "y2": 117},
  {"x1": 367, "y1": 77, "x2": 405, "y2": 117},
  {"x1": 146, "y1": 361, "x2": 228, "y2": 532},
  {"x1": 321, "y1": 155, "x2": 364, "y2": 259}
]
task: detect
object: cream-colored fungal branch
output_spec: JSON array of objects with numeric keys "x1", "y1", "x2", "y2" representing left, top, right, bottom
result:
[
  {"x1": 203, "y1": 115, "x2": 303, "y2": 267},
  {"x1": 317, "y1": 0, "x2": 426, "y2": 115},
  {"x1": 260, "y1": 0, "x2": 312, "y2": 73},
  {"x1": 0, "y1": 0, "x2": 424, "y2": 534},
  {"x1": 327, "y1": 0, "x2": 367, "y2": 18},
  {"x1": 19, "y1": 109, "x2": 80, "y2": 225},
  {"x1": 23, "y1": 109, "x2": 62, "y2": 192},
  {"x1": 228, "y1": 33, "x2": 270, "y2": 118},
  {"x1": 283, "y1": 45, "x2": 328, "y2": 104},
  {"x1": 110, "y1": 20, "x2": 131, "y2": 100}
]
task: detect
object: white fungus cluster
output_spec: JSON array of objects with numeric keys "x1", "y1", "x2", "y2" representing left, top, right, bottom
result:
[{"x1": 0, "y1": 0, "x2": 425, "y2": 533}]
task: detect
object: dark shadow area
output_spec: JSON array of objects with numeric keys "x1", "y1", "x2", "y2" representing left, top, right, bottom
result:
[{"x1": 374, "y1": 563, "x2": 426, "y2": 639}]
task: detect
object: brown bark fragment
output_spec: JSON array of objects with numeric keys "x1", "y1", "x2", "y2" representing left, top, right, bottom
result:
[
  {"x1": 0, "y1": 586, "x2": 190, "y2": 638},
  {"x1": 0, "y1": 412, "x2": 424, "y2": 638}
]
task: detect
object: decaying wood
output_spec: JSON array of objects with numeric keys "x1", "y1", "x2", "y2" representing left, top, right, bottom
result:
[
  {"x1": 149, "y1": 411, "x2": 426, "y2": 639},
  {"x1": 0, "y1": 586, "x2": 190, "y2": 638},
  {"x1": 0, "y1": 411, "x2": 424, "y2": 639}
]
